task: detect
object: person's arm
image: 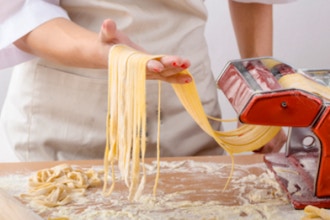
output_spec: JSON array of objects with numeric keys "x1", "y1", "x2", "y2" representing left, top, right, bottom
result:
[
  {"x1": 14, "y1": 17, "x2": 192, "y2": 84},
  {"x1": 14, "y1": 18, "x2": 120, "y2": 69},
  {"x1": 0, "y1": 0, "x2": 69, "y2": 69},
  {"x1": 228, "y1": 0, "x2": 273, "y2": 58},
  {"x1": 1, "y1": 1, "x2": 191, "y2": 83},
  {"x1": 229, "y1": 0, "x2": 288, "y2": 154}
]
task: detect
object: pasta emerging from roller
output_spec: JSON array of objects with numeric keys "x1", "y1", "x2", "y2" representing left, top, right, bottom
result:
[{"x1": 103, "y1": 44, "x2": 281, "y2": 200}]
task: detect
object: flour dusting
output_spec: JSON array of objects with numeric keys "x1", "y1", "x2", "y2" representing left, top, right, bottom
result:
[{"x1": 0, "y1": 160, "x2": 304, "y2": 220}]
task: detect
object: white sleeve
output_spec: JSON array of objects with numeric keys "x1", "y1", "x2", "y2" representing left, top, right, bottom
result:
[
  {"x1": 232, "y1": 0, "x2": 297, "y2": 3},
  {"x1": 0, "y1": 0, "x2": 70, "y2": 69}
]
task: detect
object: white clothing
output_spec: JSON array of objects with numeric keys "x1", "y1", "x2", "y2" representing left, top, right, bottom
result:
[
  {"x1": 0, "y1": 0, "x2": 296, "y2": 161},
  {"x1": 1, "y1": 0, "x2": 223, "y2": 161},
  {"x1": 0, "y1": 0, "x2": 296, "y2": 69},
  {"x1": 0, "y1": 0, "x2": 69, "y2": 69}
]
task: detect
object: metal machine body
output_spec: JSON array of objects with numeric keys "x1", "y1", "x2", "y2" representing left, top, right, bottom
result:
[{"x1": 217, "y1": 57, "x2": 330, "y2": 209}]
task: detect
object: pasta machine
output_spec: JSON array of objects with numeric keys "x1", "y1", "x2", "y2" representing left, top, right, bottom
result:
[{"x1": 217, "y1": 57, "x2": 330, "y2": 209}]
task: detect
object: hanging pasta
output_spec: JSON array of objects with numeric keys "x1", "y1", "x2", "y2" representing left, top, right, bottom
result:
[
  {"x1": 103, "y1": 45, "x2": 163, "y2": 201},
  {"x1": 103, "y1": 44, "x2": 281, "y2": 200}
]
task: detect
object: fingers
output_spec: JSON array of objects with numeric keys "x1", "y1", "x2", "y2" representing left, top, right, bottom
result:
[
  {"x1": 159, "y1": 55, "x2": 190, "y2": 71},
  {"x1": 98, "y1": 20, "x2": 192, "y2": 84},
  {"x1": 99, "y1": 19, "x2": 146, "y2": 52},
  {"x1": 99, "y1": 19, "x2": 117, "y2": 43},
  {"x1": 147, "y1": 56, "x2": 190, "y2": 76},
  {"x1": 147, "y1": 59, "x2": 164, "y2": 73},
  {"x1": 146, "y1": 56, "x2": 192, "y2": 84},
  {"x1": 149, "y1": 72, "x2": 193, "y2": 84}
]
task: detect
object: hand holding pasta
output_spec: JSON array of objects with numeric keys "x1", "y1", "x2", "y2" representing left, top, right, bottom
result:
[{"x1": 100, "y1": 19, "x2": 192, "y2": 84}]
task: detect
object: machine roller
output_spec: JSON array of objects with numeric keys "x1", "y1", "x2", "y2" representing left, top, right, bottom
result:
[{"x1": 217, "y1": 57, "x2": 330, "y2": 209}]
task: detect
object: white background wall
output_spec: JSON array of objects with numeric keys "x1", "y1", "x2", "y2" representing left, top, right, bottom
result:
[{"x1": 0, "y1": 0, "x2": 329, "y2": 162}]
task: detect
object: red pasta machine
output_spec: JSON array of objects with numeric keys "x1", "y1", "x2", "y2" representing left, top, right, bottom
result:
[{"x1": 217, "y1": 57, "x2": 330, "y2": 209}]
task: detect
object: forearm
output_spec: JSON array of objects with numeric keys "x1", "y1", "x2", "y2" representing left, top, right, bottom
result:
[
  {"x1": 13, "y1": 17, "x2": 192, "y2": 84},
  {"x1": 14, "y1": 18, "x2": 108, "y2": 69},
  {"x1": 228, "y1": 0, "x2": 273, "y2": 58}
]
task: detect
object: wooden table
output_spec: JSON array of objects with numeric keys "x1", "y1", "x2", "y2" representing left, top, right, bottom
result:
[{"x1": 0, "y1": 154, "x2": 304, "y2": 219}]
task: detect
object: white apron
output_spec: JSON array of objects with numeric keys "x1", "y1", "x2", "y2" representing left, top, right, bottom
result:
[{"x1": 0, "y1": 0, "x2": 223, "y2": 161}]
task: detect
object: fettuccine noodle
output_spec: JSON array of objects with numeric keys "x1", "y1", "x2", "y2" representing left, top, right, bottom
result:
[{"x1": 103, "y1": 45, "x2": 281, "y2": 200}]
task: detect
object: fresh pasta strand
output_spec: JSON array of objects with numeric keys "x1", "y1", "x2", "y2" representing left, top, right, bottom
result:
[
  {"x1": 207, "y1": 114, "x2": 238, "y2": 123},
  {"x1": 104, "y1": 45, "x2": 163, "y2": 201},
  {"x1": 170, "y1": 71, "x2": 281, "y2": 190},
  {"x1": 153, "y1": 80, "x2": 162, "y2": 196},
  {"x1": 103, "y1": 45, "x2": 281, "y2": 200},
  {"x1": 104, "y1": 45, "x2": 330, "y2": 203},
  {"x1": 20, "y1": 164, "x2": 101, "y2": 208},
  {"x1": 170, "y1": 72, "x2": 281, "y2": 154},
  {"x1": 104, "y1": 45, "x2": 330, "y2": 199}
]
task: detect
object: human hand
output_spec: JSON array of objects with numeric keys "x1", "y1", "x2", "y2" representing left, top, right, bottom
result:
[{"x1": 100, "y1": 19, "x2": 192, "y2": 84}]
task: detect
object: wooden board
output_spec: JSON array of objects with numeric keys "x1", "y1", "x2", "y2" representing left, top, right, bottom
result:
[
  {"x1": 0, "y1": 188, "x2": 43, "y2": 220},
  {"x1": 0, "y1": 154, "x2": 304, "y2": 219}
]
